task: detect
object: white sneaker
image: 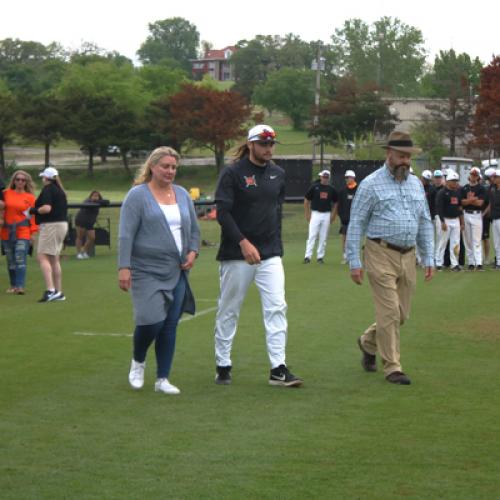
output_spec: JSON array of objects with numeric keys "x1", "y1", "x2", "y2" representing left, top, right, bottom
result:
[
  {"x1": 154, "y1": 378, "x2": 180, "y2": 395},
  {"x1": 129, "y1": 360, "x2": 145, "y2": 389},
  {"x1": 82, "y1": 252, "x2": 90, "y2": 259},
  {"x1": 76, "y1": 253, "x2": 85, "y2": 259}
]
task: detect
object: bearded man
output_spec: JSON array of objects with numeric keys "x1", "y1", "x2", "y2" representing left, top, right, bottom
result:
[{"x1": 345, "y1": 131, "x2": 434, "y2": 385}]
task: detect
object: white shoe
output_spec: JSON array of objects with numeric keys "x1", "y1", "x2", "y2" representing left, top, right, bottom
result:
[
  {"x1": 82, "y1": 252, "x2": 90, "y2": 259},
  {"x1": 129, "y1": 360, "x2": 145, "y2": 389},
  {"x1": 154, "y1": 378, "x2": 180, "y2": 395},
  {"x1": 76, "y1": 253, "x2": 85, "y2": 259}
]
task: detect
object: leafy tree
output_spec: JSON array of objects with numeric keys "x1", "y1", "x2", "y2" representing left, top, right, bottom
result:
[
  {"x1": 469, "y1": 56, "x2": 500, "y2": 157},
  {"x1": 16, "y1": 95, "x2": 66, "y2": 166},
  {"x1": 411, "y1": 119, "x2": 448, "y2": 166},
  {"x1": 137, "y1": 17, "x2": 199, "y2": 72},
  {"x1": 57, "y1": 60, "x2": 150, "y2": 173},
  {"x1": 137, "y1": 64, "x2": 187, "y2": 98},
  {"x1": 0, "y1": 80, "x2": 17, "y2": 176},
  {"x1": 420, "y1": 49, "x2": 482, "y2": 155},
  {"x1": 329, "y1": 17, "x2": 426, "y2": 96},
  {"x1": 310, "y1": 76, "x2": 397, "y2": 144},
  {"x1": 167, "y1": 83, "x2": 254, "y2": 171},
  {"x1": 253, "y1": 68, "x2": 315, "y2": 129}
]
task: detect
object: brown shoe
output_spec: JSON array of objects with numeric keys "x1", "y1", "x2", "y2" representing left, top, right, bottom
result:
[
  {"x1": 358, "y1": 337, "x2": 377, "y2": 372},
  {"x1": 386, "y1": 371, "x2": 411, "y2": 385}
]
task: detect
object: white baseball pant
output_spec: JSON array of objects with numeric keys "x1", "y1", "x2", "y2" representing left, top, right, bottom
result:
[
  {"x1": 434, "y1": 216, "x2": 447, "y2": 266},
  {"x1": 492, "y1": 219, "x2": 500, "y2": 265},
  {"x1": 436, "y1": 217, "x2": 461, "y2": 267},
  {"x1": 463, "y1": 211, "x2": 483, "y2": 266},
  {"x1": 305, "y1": 211, "x2": 331, "y2": 260},
  {"x1": 214, "y1": 256, "x2": 287, "y2": 368}
]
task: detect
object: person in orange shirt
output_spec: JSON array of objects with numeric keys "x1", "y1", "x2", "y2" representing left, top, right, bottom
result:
[{"x1": 1, "y1": 170, "x2": 38, "y2": 294}]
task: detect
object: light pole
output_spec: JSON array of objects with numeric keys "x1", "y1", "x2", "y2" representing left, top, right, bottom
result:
[{"x1": 312, "y1": 41, "x2": 324, "y2": 163}]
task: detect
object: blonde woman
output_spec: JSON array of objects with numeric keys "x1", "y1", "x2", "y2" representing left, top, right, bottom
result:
[
  {"x1": 30, "y1": 166, "x2": 68, "y2": 302},
  {"x1": 118, "y1": 147, "x2": 200, "y2": 395},
  {"x1": 1, "y1": 170, "x2": 38, "y2": 294}
]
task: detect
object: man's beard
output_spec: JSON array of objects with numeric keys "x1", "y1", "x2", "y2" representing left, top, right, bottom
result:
[{"x1": 389, "y1": 163, "x2": 410, "y2": 181}]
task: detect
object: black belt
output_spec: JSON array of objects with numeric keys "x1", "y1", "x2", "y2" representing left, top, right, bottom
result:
[
  {"x1": 464, "y1": 210, "x2": 481, "y2": 214},
  {"x1": 369, "y1": 238, "x2": 414, "y2": 254}
]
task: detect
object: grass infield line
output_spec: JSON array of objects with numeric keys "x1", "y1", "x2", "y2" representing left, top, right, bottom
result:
[{"x1": 71, "y1": 305, "x2": 219, "y2": 338}]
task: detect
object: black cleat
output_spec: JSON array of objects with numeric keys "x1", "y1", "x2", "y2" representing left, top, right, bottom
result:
[
  {"x1": 386, "y1": 371, "x2": 411, "y2": 385},
  {"x1": 358, "y1": 337, "x2": 377, "y2": 372},
  {"x1": 468, "y1": 265, "x2": 475, "y2": 271},
  {"x1": 269, "y1": 365, "x2": 303, "y2": 387},
  {"x1": 317, "y1": 258, "x2": 324, "y2": 264},
  {"x1": 451, "y1": 266, "x2": 461, "y2": 272},
  {"x1": 303, "y1": 257, "x2": 311, "y2": 264},
  {"x1": 476, "y1": 265, "x2": 484, "y2": 272},
  {"x1": 215, "y1": 365, "x2": 232, "y2": 385}
]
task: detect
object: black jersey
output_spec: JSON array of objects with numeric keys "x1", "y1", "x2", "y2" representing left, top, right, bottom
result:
[
  {"x1": 490, "y1": 186, "x2": 500, "y2": 220},
  {"x1": 35, "y1": 182, "x2": 68, "y2": 224},
  {"x1": 215, "y1": 156, "x2": 285, "y2": 261},
  {"x1": 428, "y1": 184, "x2": 444, "y2": 218},
  {"x1": 461, "y1": 183, "x2": 487, "y2": 213},
  {"x1": 436, "y1": 186, "x2": 463, "y2": 221},
  {"x1": 336, "y1": 184, "x2": 358, "y2": 224},
  {"x1": 304, "y1": 182, "x2": 338, "y2": 213}
]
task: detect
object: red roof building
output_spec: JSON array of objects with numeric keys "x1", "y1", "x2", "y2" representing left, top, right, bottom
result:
[{"x1": 191, "y1": 46, "x2": 237, "y2": 81}]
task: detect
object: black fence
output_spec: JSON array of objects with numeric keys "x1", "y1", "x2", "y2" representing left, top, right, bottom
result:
[{"x1": 330, "y1": 160, "x2": 383, "y2": 190}]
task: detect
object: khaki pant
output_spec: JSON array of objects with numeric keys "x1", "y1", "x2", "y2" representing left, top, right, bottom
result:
[{"x1": 360, "y1": 239, "x2": 417, "y2": 376}]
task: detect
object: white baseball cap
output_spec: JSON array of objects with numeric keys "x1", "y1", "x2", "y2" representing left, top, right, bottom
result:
[
  {"x1": 344, "y1": 170, "x2": 356, "y2": 178},
  {"x1": 39, "y1": 166, "x2": 59, "y2": 179},
  {"x1": 485, "y1": 167, "x2": 496, "y2": 177},
  {"x1": 470, "y1": 167, "x2": 481, "y2": 176},
  {"x1": 446, "y1": 171, "x2": 460, "y2": 181},
  {"x1": 495, "y1": 169, "x2": 500, "y2": 176},
  {"x1": 433, "y1": 169, "x2": 443, "y2": 177},
  {"x1": 421, "y1": 170, "x2": 432, "y2": 180},
  {"x1": 318, "y1": 170, "x2": 331, "y2": 177},
  {"x1": 247, "y1": 124, "x2": 277, "y2": 142}
]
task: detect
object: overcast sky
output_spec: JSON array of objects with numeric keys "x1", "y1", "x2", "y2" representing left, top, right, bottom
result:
[{"x1": 2, "y1": 0, "x2": 498, "y2": 65}]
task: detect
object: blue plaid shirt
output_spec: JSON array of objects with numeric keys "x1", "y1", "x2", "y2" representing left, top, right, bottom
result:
[{"x1": 346, "y1": 164, "x2": 434, "y2": 269}]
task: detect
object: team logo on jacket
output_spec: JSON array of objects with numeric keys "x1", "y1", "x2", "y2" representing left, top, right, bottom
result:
[
  {"x1": 320, "y1": 192, "x2": 328, "y2": 199},
  {"x1": 244, "y1": 175, "x2": 258, "y2": 188}
]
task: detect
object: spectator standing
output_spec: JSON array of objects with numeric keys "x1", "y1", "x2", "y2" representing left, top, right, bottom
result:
[
  {"x1": 31, "y1": 167, "x2": 68, "y2": 302},
  {"x1": 482, "y1": 168, "x2": 497, "y2": 265},
  {"x1": 489, "y1": 170, "x2": 500, "y2": 269},
  {"x1": 1, "y1": 170, "x2": 38, "y2": 294}
]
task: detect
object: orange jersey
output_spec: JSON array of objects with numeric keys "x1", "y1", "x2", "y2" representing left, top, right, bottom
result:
[{"x1": 1, "y1": 189, "x2": 39, "y2": 240}]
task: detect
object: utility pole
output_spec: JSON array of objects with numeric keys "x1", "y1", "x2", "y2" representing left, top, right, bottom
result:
[{"x1": 312, "y1": 41, "x2": 322, "y2": 162}]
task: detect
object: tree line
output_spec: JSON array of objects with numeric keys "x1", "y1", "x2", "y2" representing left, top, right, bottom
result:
[{"x1": 0, "y1": 16, "x2": 498, "y2": 177}]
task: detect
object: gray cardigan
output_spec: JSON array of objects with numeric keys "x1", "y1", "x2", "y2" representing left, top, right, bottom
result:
[{"x1": 118, "y1": 183, "x2": 200, "y2": 326}]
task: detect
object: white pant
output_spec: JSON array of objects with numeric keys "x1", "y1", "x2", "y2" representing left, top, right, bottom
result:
[
  {"x1": 492, "y1": 219, "x2": 500, "y2": 265},
  {"x1": 463, "y1": 212, "x2": 483, "y2": 266},
  {"x1": 436, "y1": 217, "x2": 461, "y2": 267},
  {"x1": 214, "y1": 257, "x2": 287, "y2": 368},
  {"x1": 434, "y1": 216, "x2": 447, "y2": 266},
  {"x1": 305, "y1": 211, "x2": 331, "y2": 259}
]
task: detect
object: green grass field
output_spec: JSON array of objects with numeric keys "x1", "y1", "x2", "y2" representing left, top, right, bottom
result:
[{"x1": 1, "y1": 179, "x2": 499, "y2": 499}]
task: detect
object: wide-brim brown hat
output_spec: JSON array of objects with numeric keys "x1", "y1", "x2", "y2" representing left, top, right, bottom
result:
[{"x1": 382, "y1": 131, "x2": 422, "y2": 154}]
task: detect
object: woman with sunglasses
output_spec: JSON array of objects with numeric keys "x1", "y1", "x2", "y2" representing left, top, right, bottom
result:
[{"x1": 1, "y1": 170, "x2": 38, "y2": 295}]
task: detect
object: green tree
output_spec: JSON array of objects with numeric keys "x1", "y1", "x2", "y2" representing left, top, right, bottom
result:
[
  {"x1": 137, "y1": 17, "x2": 199, "y2": 72},
  {"x1": 420, "y1": 49, "x2": 482, "y2": 155},
  {"x1": 254, "y1": 68, "x2": 315, "y2": 130},
  {"x1": 329, "y1": 17, "x2": 426, "y2": 96},
  {"x1": 0, "y1": 80, "x2": 17, "y2": 176},
  {"x1": 57, "y1": 60, "x2": 150, "y2": 173},
  {"x1": 16, "y1": 95, "x2": 66, "y2": 166},
  {"x1": 310, "y1": 76, "x2": 397, "y2": 144}
]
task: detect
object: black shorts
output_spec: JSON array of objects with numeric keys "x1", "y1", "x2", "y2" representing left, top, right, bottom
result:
[
  {"x1": 75, "y1": 217, "x2": 95, "y2": 231},
  {"x1": 482, "y1": 216, "x2": 490, "y2": 240}
]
